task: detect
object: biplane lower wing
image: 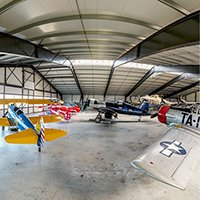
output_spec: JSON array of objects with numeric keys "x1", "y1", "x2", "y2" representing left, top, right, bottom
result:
[
  {"x1": 5, "y1": 128, "x2": 38, "y2": 144},
  {"x1": 131, "y1": 127, "x2": 200, "y2": 190},
  {"x1": 28, "y1": 115, "x2": 65, "y2": 124},
  {"x1": 5, "y1": 128, "x2": 67, "y2": 144},
  {"x1": 0, "y1": 118, "x2": 15, "y2": 126}
]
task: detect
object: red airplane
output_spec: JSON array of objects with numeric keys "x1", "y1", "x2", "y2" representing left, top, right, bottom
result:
[{"x1": 38, "y1": 104, "x2": 81, "y2": 120}]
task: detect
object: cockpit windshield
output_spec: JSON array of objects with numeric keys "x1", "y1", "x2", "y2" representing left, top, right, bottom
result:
[
  {"x1": 17, "y1": 110, "x2": 23, "y2": 116},
  {"x1": 190, "y1": 105, "x2": 200, "y2": 114},
  {"x1": 14, "y1": 107, "x2": 19, "y2": 112}
]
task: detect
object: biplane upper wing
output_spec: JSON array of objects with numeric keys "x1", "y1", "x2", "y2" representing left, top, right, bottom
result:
[
  {"x1": 0, "y1": 118, "x2": 15, "y2": 126},
  {"x1": 131, "y1": 126, "x2": 200, "y2": 190},
  {"x1": 0, "y1": 99, "x2": 64, "y2": 105},
  {"x1": 28, "y1": 115, "x2": 65, "y2": 124},
  {"x1": 5, "y1": 128, "x2": 38, "y2": 144}
]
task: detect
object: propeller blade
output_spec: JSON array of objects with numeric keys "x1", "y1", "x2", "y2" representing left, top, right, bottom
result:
[
  {"x1": 83, "y1": 97, "x2": 89, "y2": 111},
  {"x1": 150, "y1": 112, "x2": 158, "y2": 119}
]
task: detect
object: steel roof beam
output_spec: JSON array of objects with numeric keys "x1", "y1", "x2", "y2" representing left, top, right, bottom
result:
[
  {"x1": 0, "y1": 63, "x2": 32, "y2": 68},
  {"x1": 8, "y1": 14, "x2": 160, "y2": 35},
  {"x1": 125, "y1": 67, "x2": 155, "y2": 98},
  {"x1": 31, "y1": 66, "x2": 63, "y2": 98},
  {"x1": 38, "y1": 66, "x2": 71, "y2": 70},
  {"x1": 44, "y1": 39, "x2": 131, "y2": 48},
  {"x1": 62, "y1": 51, "x2": 120, "y2": 55},
  {"x1": 0, "y1": 0, "x2": 25, "y2": 14},
  {"x1": 0, "y1": 32, "x2": 69, "y2": 65},
  {"x1": 124, "y1": 65, "x2": 199, "y2": 97},
  {"x1": 113, "y1": 11, "x2": 199, "y2": 68},
  {"x1": 45, "y1": 76, "x2": 74, "y2": 79},
  {"x1": 149, "y1": 73, "x2": 185, "y2": 95},
  {"x1": 155, "y1": 65, "x2": 200, "y2": 74},
  {"x1": 164, "y1": 81, "x2": 200, "y2": 98},
  {"x1": 59, "y1": 47, "x2": 125, "y2": 52},
  {"x1": 0, "y1": 32, "x2": 85, "y2": 96},
  {"x1": 158, "y1": 0, "x2": 190, "y2": 16},
  {"x1": 30, "y1": 31, "x2": 141, "y2": 42},
  {"x1": 68, "y1": 60, "x2": 83, "y2": 96},
  {"x1": 104, "y1": 11, "x2": 199, "y2": 97}
]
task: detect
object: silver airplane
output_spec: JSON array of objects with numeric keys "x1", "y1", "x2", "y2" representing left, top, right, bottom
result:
[{"x1": 131, "y1": 105, "x2": 200, "y2": 190}]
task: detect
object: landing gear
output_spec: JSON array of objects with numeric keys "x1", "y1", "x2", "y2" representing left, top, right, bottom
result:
[
  {"x1": 38, "y1": 146, "x2": 41, "y2": 152},
  {"x1": 138, "y1": 116, "x2": 142, "y2": 121},
  {"x1": 95, "y1": 114, "x2": 102, "y2": 123}
]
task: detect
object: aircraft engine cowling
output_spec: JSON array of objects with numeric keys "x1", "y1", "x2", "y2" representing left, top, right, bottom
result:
[
  {"x1": 157, "y1": 105, "x2": 199, "y2": 128},
  {"x1": 158, "y1": 105, "x2": 170, "y2": 124},
  {"x1": 158, "y1": 105, "x2": 181, "y2": 125}
]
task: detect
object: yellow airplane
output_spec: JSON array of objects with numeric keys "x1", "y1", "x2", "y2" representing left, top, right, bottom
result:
[{"x1": 0, "y1": 99, "x2": 67, "y2": 152}]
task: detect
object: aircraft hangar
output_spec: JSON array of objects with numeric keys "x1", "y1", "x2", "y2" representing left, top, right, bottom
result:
[{"x1": 0, "y1": 0, "x2": 199, "y2": 200}]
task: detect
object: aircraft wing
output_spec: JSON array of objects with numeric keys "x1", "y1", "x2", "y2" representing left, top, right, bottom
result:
[
  {"x1": 28, "y1": 115, "x2": 65, "y2": 124},
  {"x1": 44, "y1": 128, "x2": 67, "y2": 142},
  {"x1": 131, "y1": 126, "x2": 200, "y2": 190},
  {"x1": 0, "y1": 118, "x2": 15, "y2": 126},
  {"x1": 5, "y1": 128, "x2": 38, "y2": 144},
  {"x1": 0, "y1": 99, "x2": 64, "y2": 105}
]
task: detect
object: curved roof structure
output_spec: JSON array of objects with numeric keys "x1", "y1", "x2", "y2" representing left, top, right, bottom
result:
[{"x1": 0, "y1": 0, "x2": 199, "y2": 98}]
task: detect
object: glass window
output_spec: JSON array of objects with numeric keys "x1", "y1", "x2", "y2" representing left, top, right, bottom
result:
[
  {"x1": 14, "y1": 107, "x2": 19, "y2": 112},
  {"x1": 17, "y1": 110, "x2": 23, "y2": 115}
]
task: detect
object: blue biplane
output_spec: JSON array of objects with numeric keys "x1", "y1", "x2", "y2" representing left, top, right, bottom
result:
[{"x1": 0, "y1": 99, "x2": 67, "y2": 152}]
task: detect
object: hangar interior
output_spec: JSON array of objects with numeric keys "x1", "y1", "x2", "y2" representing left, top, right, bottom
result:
[{"x1": 0, "y1": 0, "x2": 199, "y2": 200}]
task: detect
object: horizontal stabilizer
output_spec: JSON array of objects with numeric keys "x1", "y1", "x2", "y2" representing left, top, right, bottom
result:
[
  {"x1": 29, "y1": 115, "x2": 65, "y2": 124},
  {"x1": 0, "y1": 118, "x2": 15, "y2": 126},
  {"x1": 5, "y1": 128, "x2": 38, "y2": 144},
  {"x1": 0, "y1": 99, "x2": 63, "y2": 105},
  {"x1": 44, "y1": 128, "x2": 67, "y2": 142},
  {"x1": 131, "y1": 127, "x2": 200, "y2": 190}
]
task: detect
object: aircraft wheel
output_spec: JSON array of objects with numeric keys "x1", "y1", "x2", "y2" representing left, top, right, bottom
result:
[
  {"x1": 95, "y1": 116, "x2": 101, "y2": 123},
  {"x1": 38, "y1": 146, "x2": 41, "y2": 152}
]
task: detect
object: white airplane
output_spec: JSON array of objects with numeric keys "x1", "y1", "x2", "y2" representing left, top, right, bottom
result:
[
  {"x1": 131, "y1": 105, "x2": 200, "y2": 190},
  {"x1": 140, "y1": 94, "x2": 178, "y2": 108},
  {"x1": 178, "y1": 98, "x2": 200, "y2": 107}
]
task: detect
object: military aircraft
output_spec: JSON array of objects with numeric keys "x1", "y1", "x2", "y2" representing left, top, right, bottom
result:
[
  {"x1": 83, "y1": 98, "x2": 151, "y2": 123},
  {"x1": 139, "y1": 94, "x2": 182, "y2": 110},
  {"x1": 38, "y1": 104, "x2": 80, "y2": 120},
  {"x1": 0, "y1": 99, "x2": 67, "y2": 152},
  {"x1": 131, "y1": 105, "x2": 200, "y2": 190},
  {"x1": 178, "y1": 97, "x2": 200, "y2": 107}
]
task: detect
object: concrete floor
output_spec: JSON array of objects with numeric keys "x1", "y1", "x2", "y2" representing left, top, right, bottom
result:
[{"x1": 0, "y1": 111, "x2": 199, "y2": 200}]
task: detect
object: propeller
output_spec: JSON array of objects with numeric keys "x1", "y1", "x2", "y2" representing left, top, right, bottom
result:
[
  {"x1": 160, "y1": 95, "x2": 165, "y2": 105},
  {"x1": 83, "y1": 97, "x2": 89, "y2": 111},
  {"x1": 150, "y1": 112, "x2": 158, "y2": 119}
]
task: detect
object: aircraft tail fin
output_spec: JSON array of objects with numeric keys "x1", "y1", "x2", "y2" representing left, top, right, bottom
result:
[
  {"x1": 140, "y1": 99, "x2": 149, "y2": 111},
  {"x1": 4, "y1": 128, "x2": 38, "y2": 144},
  {"x1": 35, "y1": 117, "x2": 45, "y2": 148}
]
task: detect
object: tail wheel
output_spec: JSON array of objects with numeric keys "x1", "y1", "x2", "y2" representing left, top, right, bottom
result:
[
  {"x1": 38, "y1": 146, "x2": 41, "y2": 152},
  {"x1": 95, "y1": 115, "x2": 102, "y2": 123}
]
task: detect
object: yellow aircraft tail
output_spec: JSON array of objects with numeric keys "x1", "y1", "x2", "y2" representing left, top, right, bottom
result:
[
  {"x1": 5, "y1": 117, "x2": 67, "y2": 146},
  {"x1": 44, "y1": 128, "x2": 67, "y2": 142}
]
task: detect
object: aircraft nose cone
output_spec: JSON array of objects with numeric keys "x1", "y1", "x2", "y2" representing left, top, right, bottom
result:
[{"x1": 158, "y1": 105, "x2": 170, "y2": 124}]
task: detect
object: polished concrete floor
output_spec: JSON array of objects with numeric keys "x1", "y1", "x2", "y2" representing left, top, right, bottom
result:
[{"x1": 0, "y1": 111, "x2": 199, "y2": 200}]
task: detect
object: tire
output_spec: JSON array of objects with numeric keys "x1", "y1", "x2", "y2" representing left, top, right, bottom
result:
[{"x1": 95, "y1": 117, "x2": 101, "y2": 123}]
